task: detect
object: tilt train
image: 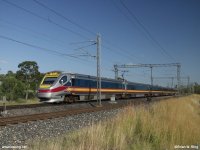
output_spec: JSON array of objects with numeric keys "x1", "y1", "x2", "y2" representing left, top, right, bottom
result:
[{"x1": 37, "y1": 71, "x2": 177, "y2": 103}]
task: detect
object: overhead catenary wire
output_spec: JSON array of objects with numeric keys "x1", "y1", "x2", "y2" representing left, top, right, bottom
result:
[
  {"x1": 33, "y1": 0, "x2": 143, "y2": 63},
  {"x1": 110, "y1": 0, "x2": 151, "y2": 62},
  {"x1": 0, "y1": 21, "x2": 115, "y2": 75},
  {"x1": 0, "y1": 35, "x2": 93, "y2": 61},
  {"x1": 108, "y1": 0, "x2": 184, "y2": 78},
  {"x1": 0, "y1": 18, "x2": 70, "y2": 46},
  {"x1": 33, "y1": 0, "x2": 96, "y2": 36},
  {"x1": 32, "y1": 0, "x2": 97, "y2": 39},
  {"x1": 0, "y1": 18, "x2": 101, "y2": 61},
  {"x1": 32, "y1": 0, "x2": 142, "y2": 63},
  {"x1": 111, "y1": 0, "x2": 137, "y2": 30},
  {"x1": 2, "y1": 0, "x2": 183, "y2": 81},
  {"x1": 2, "y1": 0, "x2": 142, "y2": 66},
  {"x1": 0, "y1": 35, "x2": 115, "y2": 74},
  {"x1": 72, "y1": 43, "x2": 96, "y2": 51},
  {"x1": 1, "y1": 0, "x2": 90, "y2": 40},
  {"x1": 2, "y1": 0, "x2": 175, "y2": 63},
  {"x1": 0, "y1": 19, "x2": 101, "y2": 66},
  {"x1": 119, "y1": 0, "x2": 176, "y2": 62},
  {"x1": 102, "y1": 42, "x2": 141, "y2": 63}
]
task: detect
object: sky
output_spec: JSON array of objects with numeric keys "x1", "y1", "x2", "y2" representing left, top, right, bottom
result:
[{"x1": 0, "y1": 0, "x2": 199, "y2": 87}]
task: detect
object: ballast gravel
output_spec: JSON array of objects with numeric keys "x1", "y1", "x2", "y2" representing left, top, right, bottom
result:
[
  {"x1": 0, "y1": 108, "x2": 123, "y2": 148},
  {"x1": 0, "y1": 103, "x2": 96, "y2": 118}
]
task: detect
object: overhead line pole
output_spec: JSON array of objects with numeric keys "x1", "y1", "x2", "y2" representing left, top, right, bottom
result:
[
  {"x1": 96, "y1": 34, "x2": 101, "y2": 106},
  {"x1": 150, "y1": 66, "x2": 153, "y2": 86},
  {"x1": 68, "y1": 34, "x2": 101, "y2": 106},
  {"x1": 181, "y1": 76, "x2": 190, "y2": 87},
  {"x1": 114, "y1": 64, "x2": 119, "y2": 80},
  {"x1": 187, "y1": 76, "x2": 190, "y2": 88},
  {"x1": 114, "y1": 63, "x2": 181, "y2": 91},
  {"x1": 177, "y1": 64, "x2": 181, "y2": 90},
  {"x1": 153, "y1": 77, "x2": 175, "y2": 88}
]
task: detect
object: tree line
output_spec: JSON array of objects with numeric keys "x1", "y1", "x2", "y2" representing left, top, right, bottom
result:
[{"x1": 0, "y1": 61, "x2": 43, "y2": 101}]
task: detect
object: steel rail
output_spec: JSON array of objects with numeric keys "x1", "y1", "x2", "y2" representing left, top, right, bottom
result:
[{"x1": 0, "y1": 103, "x2": 129, "y2": 126}]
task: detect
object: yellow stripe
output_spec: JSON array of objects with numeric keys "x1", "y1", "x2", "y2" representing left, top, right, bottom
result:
[
  {"x1": 40, "y1": 84, "x2": 51, "y2": 88},
  {"x1": 67, "y1": 87, "x2": 175, "y2": 93}
]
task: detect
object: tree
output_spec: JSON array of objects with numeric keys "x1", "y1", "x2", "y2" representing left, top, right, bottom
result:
[
  {"x1": 0, "y1": 84, "x2": 3, "y2": 99},
  {"x1": 16, "y1": 61, "x2": 40, "y2": 100},
  {"x1": 1, "y1": 77, "x2": 25, "y2": 101},
  {"x1": 0, "y1": 74, "x2": 5, "y2": 99},
  {"x1": 194, "y1": 83, "x2": 200, "y2": 94},
  {"x1": 0, "y1": 74, "x2": 5, "y2": 81},
  {"x1": 6, "y1": 70, "x2": 15, "y2": 77}
]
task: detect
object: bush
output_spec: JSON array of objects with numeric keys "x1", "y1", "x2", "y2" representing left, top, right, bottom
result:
[
  {"x1": 194, "y1": 84, "x2": 200, "y2": 94},
  {"x1": 0, "y1": 77, "x2": 26, "y2": 101}
]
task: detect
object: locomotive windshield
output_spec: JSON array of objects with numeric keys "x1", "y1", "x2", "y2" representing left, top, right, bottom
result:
[
  {"x1": 59, "y1": 76, "x2": 67, "y2": 84},
  {"x1": 42, "y1": 77, "x2": 57, "y2": 85}
]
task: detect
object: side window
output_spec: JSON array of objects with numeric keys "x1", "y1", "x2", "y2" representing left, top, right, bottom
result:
[
  {"x1": 59, "y1": 76, "x2": 67, "y2": 85},
  {"x1": 72, "y1": 79, "x2": 75, "y2": 86},
  {"x1": 65, "y1": 81, "x2": 71, "y2": 86}
]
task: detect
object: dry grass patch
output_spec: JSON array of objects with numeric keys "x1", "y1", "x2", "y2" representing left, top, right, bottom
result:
[{"x1": 29, "y1": 95, "x2": 200, "y2": 150}]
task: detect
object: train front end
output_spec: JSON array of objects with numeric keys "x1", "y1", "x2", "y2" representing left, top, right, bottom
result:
[{"x1": 37, "y1": 71, "x2": 65, "y2": 103}]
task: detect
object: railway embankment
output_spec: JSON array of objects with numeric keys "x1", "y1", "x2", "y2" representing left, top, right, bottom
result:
[
  {"x1": 0, "y1": 97, "x2": 158, "y2": 147},
  {"x1": 0, "y1": 95, "x2": 194, "y2": 149}
]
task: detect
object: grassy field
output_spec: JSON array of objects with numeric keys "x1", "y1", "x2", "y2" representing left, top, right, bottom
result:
[
  {"x1": 0, "y1": 98, "x2": 40, "y2": 106},
  {"x1": 29, "y1": 95, "x2": 200, "y2": 150}
]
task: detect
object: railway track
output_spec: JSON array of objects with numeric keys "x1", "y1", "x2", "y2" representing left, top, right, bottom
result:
[
  {"x1": 0, "y1": 98, "x2": 117, "y2": 111},
  {"x1": 0, "y1": 104, "x2": 120, "y2": 126},
  {"x1": 0, "y1": 95, "x2": 169, "y2": 111},
  {"x1": 0, "y1": 99, "x2": 147, "y2": 126}
]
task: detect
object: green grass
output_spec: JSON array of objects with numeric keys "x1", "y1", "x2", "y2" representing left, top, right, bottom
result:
[
  {"x1": 29, "y1": 95, "x2": 200, "y2": 150},
  {"x1": 0, "y1": 98, "x2": 40, "y2": 106}
]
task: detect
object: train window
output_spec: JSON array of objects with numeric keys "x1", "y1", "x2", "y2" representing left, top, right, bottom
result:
[
  {"x1": 71, "y1": 79, "x2": 76, "y2": 86},
  {"x1": 79, "y1": 79, "x2": 85, "y2": 87},
  {"x1": 72, "y1": 79, "x2": 89, "y2": 87},
  {"x1": 128, "y1": 84, "x2": 135, "y2": 90},
  {"x1": 101, "y1": 82, "x2": 106, "y2": 88},
  {"x1": 64, "y1": 81, "x2": 71, "y2": 86},
  {"x1": 59, "y1": 76, "x2": 67, "y2": 85},
  {"x1": 91, "y1": 80, "x2": 97, "y2": 88},
  {"x1": 89, "y1": 80, "x2": 96, "y2": 88},
  {"x1": 42, "y1": 77, "x2": 57, "y2": 85}
]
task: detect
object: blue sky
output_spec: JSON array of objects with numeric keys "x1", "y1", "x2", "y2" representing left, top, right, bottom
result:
[{"x1": 0, "y1": 0, "x2": 199, "y2": 87}]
